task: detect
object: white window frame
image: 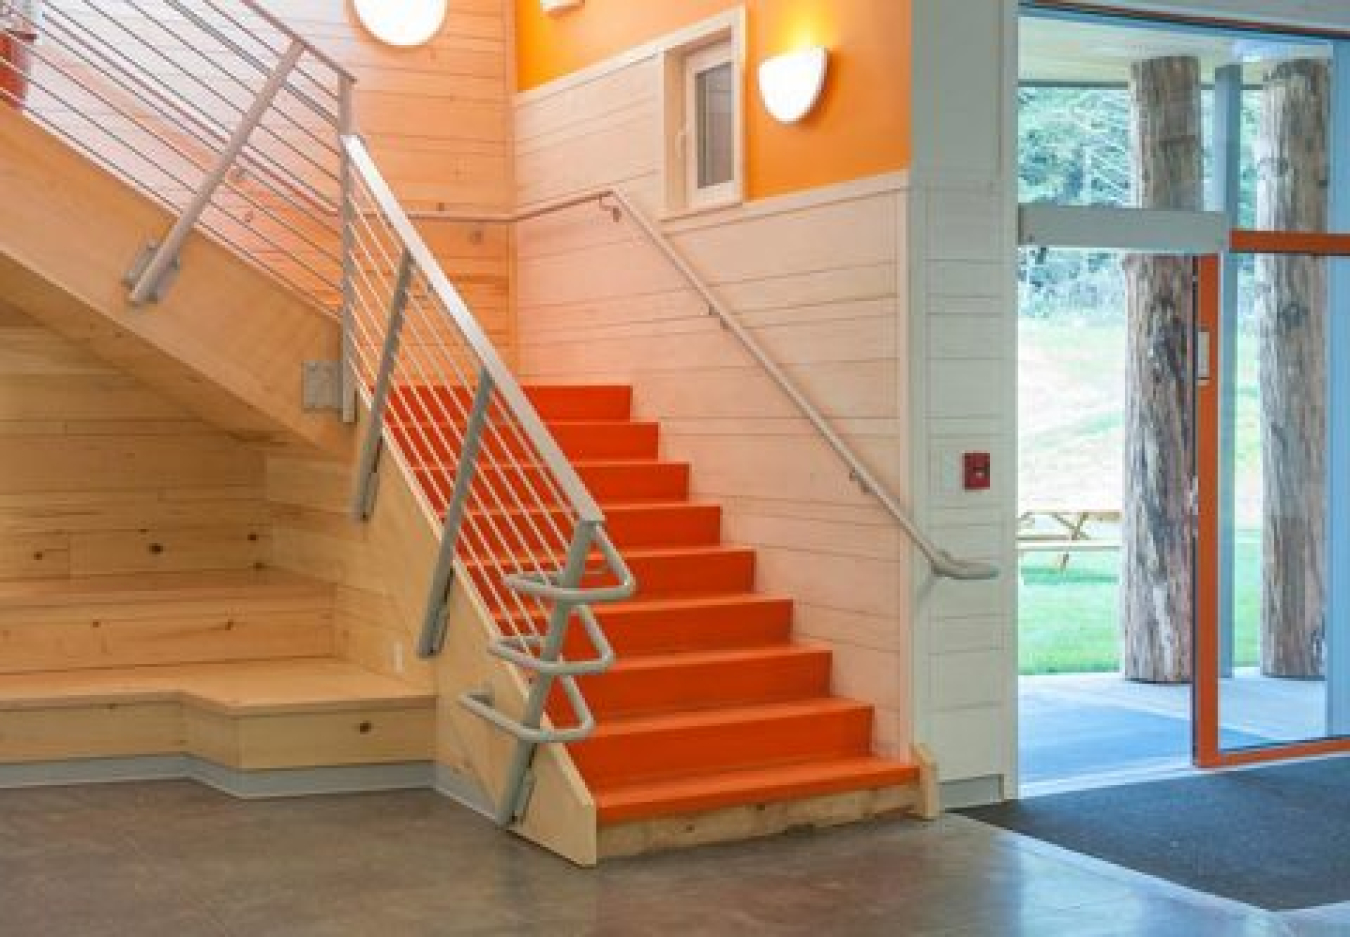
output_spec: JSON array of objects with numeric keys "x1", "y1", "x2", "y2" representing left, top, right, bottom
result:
[
  {"x1": 661, "y1": 12, "x2": 745, "y2": 216},
  {"x1": 683, "y1": 42, "x2": 738, "y2": 210}
]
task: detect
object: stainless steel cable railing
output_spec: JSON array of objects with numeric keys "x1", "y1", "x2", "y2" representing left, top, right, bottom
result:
[
  {"x1": 0, "y1": 0, "x2": 351, "y2": 313},
  {"x1": 0, "y1": 0, "x2": 636, "y2": 827},
  {"x1": 344, "y1": 136, "x2": 635, "y2": 827}
]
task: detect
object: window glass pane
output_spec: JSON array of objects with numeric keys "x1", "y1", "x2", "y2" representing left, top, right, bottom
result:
[
  {"x1": 1018, "y1": 14, "x2": 1333, "y2": 221},
  {"x1": 697, "y1": 61, "x2": 734, "y2": 189}
]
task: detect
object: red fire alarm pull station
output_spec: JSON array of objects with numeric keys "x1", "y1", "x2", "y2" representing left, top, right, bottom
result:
[{"x1": 963, "y1": 452, "x2": 991, "y2": 491}]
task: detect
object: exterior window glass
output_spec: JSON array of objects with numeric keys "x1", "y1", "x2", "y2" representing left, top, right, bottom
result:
[{"x1": 696, "y1": 61, "x2": 735, "y2": 190}]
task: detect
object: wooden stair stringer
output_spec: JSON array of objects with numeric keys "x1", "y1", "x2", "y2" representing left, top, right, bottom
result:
[
  {"x1": 361, "y1": 422, "x2": 599, "y2": 866},
  {"x1": 0, "y1": 104, "x2": 347, "y2": 457}
]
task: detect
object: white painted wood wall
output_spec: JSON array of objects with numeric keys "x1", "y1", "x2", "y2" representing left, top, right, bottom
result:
[
  {"x1": 513, "y1": 53, "x2": 915, "y2": 756},
  {"x1": 906, "y1": 0, "x2": 1020, "y2": 798}
]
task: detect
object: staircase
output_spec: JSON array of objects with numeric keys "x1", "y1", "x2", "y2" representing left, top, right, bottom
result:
[
  {"x1": 390, "y1": 383, "x2": 930, "y2": 856},
  {"x1": 0, "y1": 0, "x2": 965, "y2": 865}
]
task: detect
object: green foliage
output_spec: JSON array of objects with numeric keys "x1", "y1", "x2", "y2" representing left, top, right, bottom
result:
[{"x1": 1017, "y1": 84, "x2": 1264, "y2": 323}]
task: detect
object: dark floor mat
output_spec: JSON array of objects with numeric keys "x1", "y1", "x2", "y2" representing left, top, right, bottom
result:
[{"x1": 963, "y1": 756, "x2": 1350, "y2": 911}]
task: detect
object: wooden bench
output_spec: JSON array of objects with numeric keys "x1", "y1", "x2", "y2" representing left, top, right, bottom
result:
[{"x1": 1018, "y1": 508, "x2": 1121, "y2": 570}]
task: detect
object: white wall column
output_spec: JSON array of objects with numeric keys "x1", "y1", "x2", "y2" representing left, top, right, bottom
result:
[{"x1": 907, "y1": 0, "x2": 1019, "y2": 805}]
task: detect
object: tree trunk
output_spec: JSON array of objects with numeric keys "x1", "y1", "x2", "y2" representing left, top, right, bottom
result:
[
  {"x1": 1120, "y1": 57, "x2": 1201, "y2": 684},
  {"x1": 1257, "y1": 59, "x2": 1329, "y2": 678}
]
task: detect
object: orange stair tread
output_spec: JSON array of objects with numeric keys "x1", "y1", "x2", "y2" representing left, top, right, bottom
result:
[
  {"x1": 588, "y1": 697, "x2": 870, "y2": 739},
  {"x1": 472, "y1": 499, "x2": 713, "y2": 515},
  {"x1": 499, "y1": 591, "x2": 790, "y2": 620},
  {"x1": 464, "y1": 543, "x2": 754, "y2": 568},
  {"x1": 412, "y1": 458, "x2": 685, "y2": 472},
  {"x1": 599, "y1": 643, "x2": 828, "y2": 674},
  {"x1": 593, "y1": 755, "x2": 920, "y2": 824}
]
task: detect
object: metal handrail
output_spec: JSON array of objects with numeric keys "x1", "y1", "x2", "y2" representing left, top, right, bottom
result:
[
  {"x1": 342, "y1": 134, "x2": 637, "y2": 827},
  {"x1": 343, "y1": 138, "x2": 606, "y2": 526},
  {"x1": 430, "y1": 190, "x2": 999, "y2": 582}
]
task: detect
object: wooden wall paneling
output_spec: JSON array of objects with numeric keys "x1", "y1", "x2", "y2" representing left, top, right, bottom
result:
[{"x1": 0, "y1": 305, "x2": 276, "y2": 586}]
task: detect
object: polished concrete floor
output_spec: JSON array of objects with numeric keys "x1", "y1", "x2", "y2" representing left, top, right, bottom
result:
[{"x1": 0, "y1": 780, "x2": 1338, "y2": 936}]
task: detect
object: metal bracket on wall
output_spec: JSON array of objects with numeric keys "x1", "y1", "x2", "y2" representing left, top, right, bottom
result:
[
  {"x1": 123, "y1": 242, "x2": 182, "y2": 304},
  {"x1": 301, "y1": 360, "x2": 345, "y2": 412}
]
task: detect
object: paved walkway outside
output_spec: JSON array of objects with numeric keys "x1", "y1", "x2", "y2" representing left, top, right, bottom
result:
[
  {"x1": 1021, "y1": 671, "x2": 1326, "y2": 790},
  {"x1": 0, "y1": 780, "x2": 1342, "y2": 936}
]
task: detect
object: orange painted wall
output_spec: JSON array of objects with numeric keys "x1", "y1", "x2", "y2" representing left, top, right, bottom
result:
[{"x1": 514, "y1": 0, "x2": 911, "y2": 199}]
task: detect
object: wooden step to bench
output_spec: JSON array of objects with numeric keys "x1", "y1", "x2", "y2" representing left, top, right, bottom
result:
[
  {"x1": 0, "y1": 571, "x2": 335, "y2": 675},
  {"x1": 0, "y1": 658, "x2": 434, "y2": 770}
]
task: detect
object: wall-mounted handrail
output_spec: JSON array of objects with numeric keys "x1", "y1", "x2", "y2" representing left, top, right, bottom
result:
[{"x1": 429, "y1": 190, "x2": 999, "y2": 582}]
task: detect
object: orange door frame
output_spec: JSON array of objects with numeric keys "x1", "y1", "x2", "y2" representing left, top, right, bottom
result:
[{"x1": 1194, "y1": 233, "x2": 1350, "y2": 769}]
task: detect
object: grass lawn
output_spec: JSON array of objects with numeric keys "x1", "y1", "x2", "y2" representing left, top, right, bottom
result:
[{"x1": 1018, "y1": 532, "x2": 1262, "y2": 675}]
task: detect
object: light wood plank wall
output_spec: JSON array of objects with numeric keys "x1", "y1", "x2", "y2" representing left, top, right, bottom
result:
[
  {"x1": 513, "y1": 57, "x2": 914, "y2": 754},
  {"x1": 23, "y1": 0, "x2": 514, "y2": 348},
  {"x1": 251, "y1": 0, "x2": 516, "y2": 679},
  {"x1": 0, "y1": 302, "x2": 270, "y2": 582}
]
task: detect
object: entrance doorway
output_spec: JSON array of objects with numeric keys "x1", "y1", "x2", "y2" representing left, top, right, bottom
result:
[{"x1": 1016, "y1": 5, "x2": 1350, "y2": 791}]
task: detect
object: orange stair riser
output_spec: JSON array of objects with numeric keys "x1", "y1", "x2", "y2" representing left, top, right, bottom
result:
[
  {"x1": 388, "y1": 421, "x2": 660, "y2": 463},
  {"x1": 467, "y1": 550, "x2": 756, "y2": 609},
  {"x1": 415, "y1": 463, "x2": 689, "y2": 510},
  {"x1": 572, "y1": 706, "x2": 875, "y2": 786},
  {"x1": 529, "y1": 597, "x2": 794, "y2": 657},
  {"x1": 551, "y1": 650, "x2": 833, "y2": 720},
  {"x1": 387, "y1": 385, "x2": 632, "y2": 423},
  {"x1": 455, "y1": 504, "x2": 722, "y2": 557},
  {"x1": 595, "y1": 763, "x2": 921, "y2": 824}
]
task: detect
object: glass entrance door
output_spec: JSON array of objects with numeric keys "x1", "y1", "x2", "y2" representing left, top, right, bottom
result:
[{"x1": 1196, "y1": 238, "x2": 1350, "y2": 766}]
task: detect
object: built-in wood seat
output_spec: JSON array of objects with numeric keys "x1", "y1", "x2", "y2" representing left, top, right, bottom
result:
[{"x1": 0, "y1": 573, "x2": 434, "y2": 772}]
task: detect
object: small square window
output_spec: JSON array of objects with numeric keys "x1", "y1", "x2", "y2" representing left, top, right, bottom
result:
[{"x1": 664, "y1": 32, "x2": 742, "y2": 214}]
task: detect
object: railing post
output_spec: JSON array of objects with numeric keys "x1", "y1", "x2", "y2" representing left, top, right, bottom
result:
[
  {"x1": 350, "y1": 250, "x2": 415, "y2": 521},
  {"x1": 416, "y1": 369, "x2": 496, "y2": 658},
  {"x1": 126, "y1": 39, "x2": 305, "y2": 305},
  {"x1": 337, "y1": 77, "x2": 358, "y2": 423},
  {"x1": 495, "y1": 520, "x2": 597, "y2": 826}
]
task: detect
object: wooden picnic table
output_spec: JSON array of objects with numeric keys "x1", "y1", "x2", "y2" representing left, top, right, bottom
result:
[{"x1": 1017, "y1": 508, "x2": 1121, "y2": 570}]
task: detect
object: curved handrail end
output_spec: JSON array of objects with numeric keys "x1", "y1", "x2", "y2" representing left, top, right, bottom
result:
[{"x1": 930, "y1": 551, "x2": 1000, "y2": 582}]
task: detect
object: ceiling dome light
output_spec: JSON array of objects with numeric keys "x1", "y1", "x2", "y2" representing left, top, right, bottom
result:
[
  {"x1": 353, "y1": 0, "x2": 447, "y2": 48},
  {"x1": 758, "y1": 47, "x2": 829, "y2": 124},
  {"x1": 540, "y1": 0, "x2": 584, "y2": 12}
]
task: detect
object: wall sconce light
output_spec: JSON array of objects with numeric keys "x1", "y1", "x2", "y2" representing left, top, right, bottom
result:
[
  {"x1": 353, "y1": 0, "x2": 447, "y2": 48},
  {"x1": 757, "y1": 47, "x2": 829, "y2": 123},
  {"x1": 540, "y1": 0, "x2": 583, "y2": 13}
]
